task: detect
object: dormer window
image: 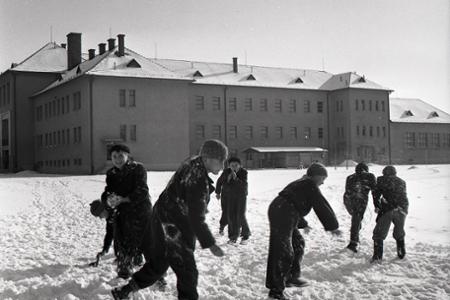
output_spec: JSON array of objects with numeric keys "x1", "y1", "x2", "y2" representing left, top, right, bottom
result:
[
  {"x1": 358, "y1": 76, "x2": 366, "y2": 83},
  {"x1": 246, "y1": 74, "x2": 256, "y2": 81},
  {"x1": 428, "y1": 111, "x2": 439, "y2": 118},
  {"x1": 401, "y1": 110, "x2": 414, "y2": 118},
  {"x1": 193, "y1": 70, "x2": 203, "y2": 77},
  {"x1": 295, "y1": 77, "x2": 303, "y2": 83},
  {"x1": 127, "y1": 59, "x2": 141, "y2": 68}
]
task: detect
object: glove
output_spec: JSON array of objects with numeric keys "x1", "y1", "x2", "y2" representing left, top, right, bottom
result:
[
  {"x1": 209, "y1": 244, "x2": 225, "y2": 257},
  {"x1": 331, "y1": 229, "x2": 342, "y2": 236},
  {"x1": 216, "y1": 193, "x2": 221, "y2": 200},
  {"x1": 302, "y1": 226, "x2": 312, "y2": 234}
]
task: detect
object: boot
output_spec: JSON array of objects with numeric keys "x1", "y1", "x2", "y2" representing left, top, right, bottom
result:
[
  {"x1": 156, "y1": 277, "x2": 167, "y2": 291},
  {"x1": 111, "y1": 284, "x2": 133, "y2": 300},
  {"x1": 396, "y1": 239, "x2": 406, "y2": 259},
  {"x1": 268, "y1": 290, "x2": 290, "y2": 300},
  {"x1": 346, "y1": 241, "x2": 358, "y2": 253},
  {"x1": 370, "y1": 240, "x2": 383, "y2": 263},
  {"x1": 285, "y1": 277, "x2": 308, "y2": 287}
]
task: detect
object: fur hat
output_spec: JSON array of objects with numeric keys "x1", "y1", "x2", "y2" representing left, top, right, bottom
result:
[
  {"x1": 355, "y1": 162, "x2": 369, "y2": 174},
  {"x1": 90, "y1": 200, "x2": 105, "y2": 217},
  {"x1": 109, "y1": 144, "x2": 130, "y2": 155},
  {"x1": 383, "y1": 165, "x2": 397, "y2": 176},
  {"x1": 200, "y1": 139, "x2": 228, "y2": 161},
  {"x1": 228, "y1": 156, "x2": 241, "y2": 164},
  {"x1": 307, "y1": 163, "x2": 328, "y2": 177}
]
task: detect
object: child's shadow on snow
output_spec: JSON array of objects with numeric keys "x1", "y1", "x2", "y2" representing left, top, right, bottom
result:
[{"x1": 0, "y1": 263, "x2": 69, "y2": 282}]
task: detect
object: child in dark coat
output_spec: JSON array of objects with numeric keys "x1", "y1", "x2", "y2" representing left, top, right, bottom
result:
[
  {"x1": 371, "y1": 165, "x2": 408, "y2": 262},
  {"x1": 265, "y1": 163, "x2": 341, "y2": 300},
  {"x1": 343, "y1": 162, "x2": 376, "y2": 252},
  {"x1": 215, "y1": 157, "x2": 251, "y2": 244},
  {"x1": 112, "y1": 139, "x2": 227, "y2": 300},
  {"x1": 89, "y1": 199, "x2": 117, "y2": 267}
]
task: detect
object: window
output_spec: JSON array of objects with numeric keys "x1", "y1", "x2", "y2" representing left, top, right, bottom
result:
[
  {"x1": 129, "y1": 90, "x2": 136, "y2": 107},
  {"x1": 335, "y1": 100, "x2": 339, "y2": 112},
  {"x1": 275, "y1": 99, "x2": 282, "y2": 112},
  {"x1": 377, "y1": 126, "x2": 380, "y2": 137},
  {"x1": 260, "y1": 99, "x2": 268, "y2": 112},
  {"x1": 66, "y1": 129, "x2": 70, "y2": 144},
  {"x1": 369, "y1": 100, "x2": 372, "y2": 111},
  {"x1": 361, "y1": 100, "x2": 365, "y2": 111},
  {"x1": 36, "y1": 106, "x2": 43, "y2": 121},
  {"x1": 362, "y1": 126, "x2": 366, "y2": 136},
  {"x1": 244, "y1": 98, "x2": 253, "y2": 111},
  {"x1": 212, "y1": 125, "x2": 221, "y2": 139},
  {"x1": 245, "y1": 126, "x2": 253, "y2": 139},
  {"x1": 120, "y1": 124, "x2": 127, "y2": 141},
  {"x1": 418, "y1": 133, "x2": 427, "y2": 148},
  {"x1": 288, "y1": 99, "x2": 296, "y2": 113},
  {"x1": 275, "y1": 126, "x2": 283, "y2": 139},
  {"x1": 61, "y1": 98, "x2": 65, "y2": 114},
  {"x1": 304, "y1": 127, "x2": 311, "y2": 140},
  {"x1": 212, "y1": 96, "x2": 221, "y2": 111},
  {"x1": 318, "y1": 127, "x2": 323, "y2": 139},
  {"x1": 73, "y1": 92, "x2": 81, "y2": 110},
  {"x1": 405, "y1": 132, "x2": 415, "y2": 148},
  {"x1": 72, "y1": 127, "x2": 82, "y2": 144},
  {"x1": 44, "y1": 103, "x2": 49, "y2": 119},
  {"x1": 53, "y1": 132, "x2": 56, "y2": 146},
  {"x1": 62, "y1": 130, "x2": 65, "y2": 145},
  {"x1": 289, "y1": 127, "x2": 297, "y2": 139},
  {"x1": 317, "y1": 101, "x2": 323, "y2": 113},
  {"x1": 382, "y1": 126, "x2": 386, "y2": 138},
  {"x1": 229, "y1": 97, "x2": 237, "y2": 111},
  {"x1": 6, "y1": 83, "x2": 10, "y2": 104},
  {"x1": 57, "y1": 98, "x2": 61, "y2": 115},
  {"x1": 260, "y1": 126, "x2": 269, "y2": 139},
  {"x1": 119, "y1": 89, "x2": 126, "y2": 107},
  {"x1": 195, "y1": 96, "x2": 205, "y2": 111},
  {"x1": 130, "y1": 125, "x2": 137, "y2": 141},
  {"x1": 356, "y1": 125, "x2": 360, "y2": 136},
  {"x1": 375, "y1": 101, "x2": 379, "y2": 111},
  {"x1": 195, "y1": 125, "x2": 205, "y2": 139},
  {"x1": 369, "y1": 126, "x2": 373, "y2": 137},
  {"x1": 355, "y1": 99, "x2": 359, "y2": 111},
  {"x1": 431, "y1": 133, "x2": 440, "y2": 148},
  {"x1": 304, "y1": 100, "x2": 310, "y2": 113},
  {"x1": 381, "y1": 101, "x2": 385, "y2": 112},
  {"x1": 229, "y1": 126, "x2": 237, "y2": 139},
  {"x1": 57, "y1": 131, "x2": 61, "y2": 145},
  {"x1": 340, "y1": 100, "x2": 344, "y2": 112},
  {"x1": 443, "y1": 133, "x2": 450, "y2": 147}
]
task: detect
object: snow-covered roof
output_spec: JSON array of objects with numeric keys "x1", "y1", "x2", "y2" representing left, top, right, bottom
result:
[
  {"x1": 9, "y1": 42, "x2": 67, "y2": 73},
  {"x1": 319, "y1": 72, "x2": 392, "y2": 91},
  {"x1": 244, "y1": 147, "x2": 328, "y2": 153},
  {"x1": 390, "y1": 98, "x2": 450, "y2": 124}
]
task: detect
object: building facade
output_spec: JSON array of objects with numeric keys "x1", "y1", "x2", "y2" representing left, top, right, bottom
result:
[{"x1": 1, "y1": 32, "x2": 448, "y2": 173}]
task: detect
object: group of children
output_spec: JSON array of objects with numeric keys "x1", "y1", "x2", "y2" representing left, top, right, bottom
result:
[{"x1": 88, "y1": 140, "x2": 408, "y2": 300}]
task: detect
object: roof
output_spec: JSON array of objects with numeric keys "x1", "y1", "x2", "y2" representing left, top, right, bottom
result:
[
  {"x1": 243, "y1": 147, "x2": 328, "y2": 153},
  {"x1": 390, "y1": 98, "x2": 450, "y2": 124},
  {"x1": 319, "y1": 72, "x2": 392, "y2": 91},
  {"x1": 9, "y1": 42, "x2": 67, "y2": 73},
  {"x1": 34, "y1": 47, "x2": 190, "y2": 96}
]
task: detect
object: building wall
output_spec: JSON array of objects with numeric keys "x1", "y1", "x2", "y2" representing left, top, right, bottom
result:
[
  {"x1": 189, "y1": 84, "x2": 329, "y2": 167},
  {"x1": 91, "y1": 76, "x2": 190, "y2": 172},
  {"x1": 327, "y1": 88, "x2": 390, "y2": 165},
  {"x1": 390, "y1": 122, "x2": 450, "y2": 164},
  {"x1": 0, "y1": 72, "x2": 14, "y2": 172}
]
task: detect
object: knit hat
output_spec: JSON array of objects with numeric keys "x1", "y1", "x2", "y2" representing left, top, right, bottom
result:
[
  {"x1": 383, "y1": 165, "x2": 397, "y2": 176},
  {"x1": 355, "y1": 162, "x2": 369, "y2": 174},
  {"x1": 228, "y1": 157, "x2": 241, "y2": 164},
  {"x1": 90, "y1": 199, "x2": 105, "y2": 217},
  {"x1": 109, "y1": 144, "x2": 130, "y2": 155},
  {"x1": 307, "y1": 163, "x2": 328, "y2": 177},
  {"x1": 200, "y1": 139, "x2": 228, "y2": 161}
]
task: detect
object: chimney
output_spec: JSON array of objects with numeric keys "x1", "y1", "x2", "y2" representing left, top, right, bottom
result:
[
  {"x1": 108, "y1": 38, "x2": 115, "y2": 51},
  {"x1": 88, "y1": 49, "x2": 95, "y2": 60},
  {"x1": 232, "y1": 57, "x2": 238, "y2": 73},
  {"x1": 61, "y1": 43, "x2": 66, "y2": 49},
  {"x1": 67, "y1": 32, "x2": 82, "y2": 70},
  {"x1": 98, "y1": 43, "x2": 106, "y2": 55},
  {"x1": 117, "y1": 34, "x2": 125, "y2": 56}
]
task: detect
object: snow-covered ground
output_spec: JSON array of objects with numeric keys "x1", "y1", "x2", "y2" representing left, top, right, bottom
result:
[{"x1": 0, "y1": 164, "x2": 449, "y2": 300}]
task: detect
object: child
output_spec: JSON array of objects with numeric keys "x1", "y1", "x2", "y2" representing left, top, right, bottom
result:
[
  {"x1": 371, "y1": 165, "x2": 408, "y2": 262},
  {"x1": 265, "y1": 163, "x2": 340, "y2": 300},
  {"x1": 112, "y1": 139, "x2": 227, "y2": 300},
  {"x1": 343, "y1": 162, "x2": 376, "y2": 253},
  {"x1": 89, "y1": 199, "x2": 116, "y2": 267},
  {"x1": 215, "y1": 157, "x2": 251, "y2": 244},
  {"x1": 101, "y1": 144, "x2": 152, "y2": 279}
]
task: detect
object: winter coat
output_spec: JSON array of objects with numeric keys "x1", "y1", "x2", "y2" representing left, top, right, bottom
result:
[
  {"x1": 277, "y1": 176, "x2": 339, "y2": 231},
  {"x1": 153, "y1": 156, "x2": 216, "y2": 250},
  {"x1": 216, "y1": 167, "x2": 248, "y2": 200},
  {"x1": 373, "y1": 175, "x2": 409, "y2": 214},
  {"x1": 343, "y1": 171, "x2": 376, "y2": 215}
]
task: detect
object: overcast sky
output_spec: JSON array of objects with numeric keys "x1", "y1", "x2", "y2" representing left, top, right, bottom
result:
[{"x1": 1, "y1": 0, "x2": 448, "y2": 111}]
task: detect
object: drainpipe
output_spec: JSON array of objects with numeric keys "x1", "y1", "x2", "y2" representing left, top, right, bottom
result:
[
  {"x1": 223, "y1": 86, "x2": 228, "y2": 146},
  {"x1": 89, "y1": 76, "x2": 94, "y2": 174}
]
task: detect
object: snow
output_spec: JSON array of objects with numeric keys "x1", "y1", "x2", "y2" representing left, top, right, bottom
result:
[{"x1": 0, "y1": 165, "x2": 449, "y2": 299}]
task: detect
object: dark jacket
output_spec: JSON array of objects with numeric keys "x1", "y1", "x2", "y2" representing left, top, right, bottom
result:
[
  {"x1": 277, "y1": 176, "x2": 339, "y2": 231},
  {"x1": 216, "y1": 167, "x2": 248, "y2": 199},
  {"x1": 373, "y1": 175, "x2": 408, "y2": 214},
  {"x1": 343, "y1": 171, "x2": 376, "y2": 215},
  {"x1": 154, "y1": 156, "x2": 216, "y2": 249}
]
